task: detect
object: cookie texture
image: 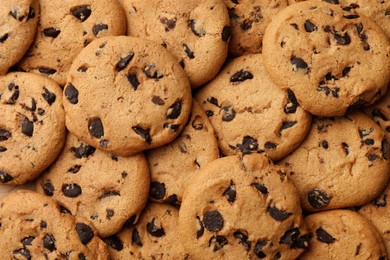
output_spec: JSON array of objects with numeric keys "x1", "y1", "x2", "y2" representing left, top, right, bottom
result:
[
  {"x1": 179, "y1": 154, "x2": 309, "y2": 259},
  {"x1": 262, "y1": 0, "x2": 390, "y2": 116},
  {"x1": 106, "y1": 203, "x2": 189, "y2": 259},
  {"x1": 36, "y1": 133, "x2": 150, "y2": 238},
  {"x1": 123, "y1": 0, "x2": 231, "y2": 88},
  {"x1": 0, "y1": 190, "x2": 109, "y2": 259},
  {"x1": 224, "y1": 0, "x2": 288, "y2": 56},
  {"x1": 196, "y1": 54, "x2": 311, "y2": 161},
  {"x1": 146, "y1": 99, "x2": 219, "y2": 204},
  {"x1": 281, "y1": 111, "x2": 390, "y2": 211},
  {"x1": 0, "y1": 0, "x2": 39, "y2": 75},
  {"x1": 300, "y1": 210, "x2": 387, "y2": 259},
  {"x1": 63, "y1": 36, "x2": 192, "y2": 157},
  {"x1": 18, "y1": 0, "x2": 126, "y2": 86},
  {"x1": 0, "y1": 72, "x2": 66, "y2": 185}
]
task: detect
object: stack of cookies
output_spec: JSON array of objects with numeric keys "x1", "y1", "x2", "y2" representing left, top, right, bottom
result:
[{"x1": 0, "y1": 0, "x2": 389, "y2": 259}]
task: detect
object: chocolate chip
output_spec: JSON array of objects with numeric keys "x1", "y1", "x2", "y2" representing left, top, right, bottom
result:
[
  {"x1": 160, "y1": 17, "x2": 176, "y2": 31},
  {"x1": 228, "y1": 8, "x2": 240, "y2": 19},
  {"x1": 386, "y1": 11, "x2": 390, "y2": 16},
  {"x1": 92, "y1": 24, "x2": 108, "y2": 36},
  {"x1": 62, "y1": 183, "x2": 82, "y2": 198},
  {"x1": 221, "y1": 106, "x2": 236, "y2": 122},
  {"x1": 321, "y1": 140, "x2": 329, "y2": 149},
  {"x1": 191, "y1": 115, "x2": 203, "y2": 130},
  {"x1": 368, "y1": 154, "x2": 379, "y2": 161},
  {"x1": 6, "y1": 84, "x2": 19, "y2": 104},
  {"x1": 280, "y1": 228, "x2": 299, "y2": 245},
  {"x1": 105, "y1": 235, "x2": 123, "y2": 251},
  {"x1": 382, "y1": 139, "x2": 389, "y2": 160},
  {"x1": 60, "y1": 205, "x2": 72, "y2": 215},
  {"x1": 43, "y1": 234, "x2": 56, "y2": 251},
  {"x1": 342, "y1": 3, "x2": 359, "y2": 11},
  {"x1": 372, "y1": 194, "x2": 387, "y2": 207},
  {"x1": 183, "y1": 44, "x2": 195, "y2": 59},
  {"x1": 132, "y1": 126, "x2": 152, "y2": 144},
  {"x1": 240, "y1": 20, "x2": 252, "y2": 31},
  {"x1": 203, "y1": 211, "x2": 224, "y2": 232},
  {"x1": 13, "y1": 249, "x2": 31, "y2": 259},
  {"x1": 166, "y1": 194, "x2": 179, "y2": 205},
  {"x1": 252, "y1": 183, "x2": 268, "y2": 195},
  {"x1": 343, "y1": 14, "x2": 359, "y2": 19},
  {"x1": 151, "y1": 95, "x2": 165, "y2": 105},
  {"x1": 364, "y1": 139, "x2": 374, "y2": 145},
  {"x1": 223, "y1": 181, "x2": 236, "y2": 202},
  {"x1": 230, "y1": 70, "x2": 254, "y2": 82},
  {"x1": 42, "y1": 182, "x2": 54, "y2": 196},
  {"x1": 179, "y1": 59, "x2": 185, "y2": 68},
  {"x1": 76, "y1": 223, "x2": 94, "y2": 245},
  {"x1": 116, "y1": 53, "x2": 134, "y2": 72},
  {"x1": 71, "y1": 5, "x2": 91, "y2": 22},
  {"x1": 0, "y1": 129, "x2": 11, "y2": 141},
  {"x1": 341, "y1": 142, "x2": 350, "y2": 155},
  {"x1": 222, "y1": 26, "x2": 232, "y2": 41},
  {"x1": 234, "y1": 231, "x2": 251, "y2": 250},
  {"x1": 317, "y1": 85, "x2": 340, "y2": 98},
  {"x1": 79, "y1": 253, "x2": 86, "y2": 260},
  {"x1": 264, "y1": 141, "x2": 277, "y2": 150},
  {"x1": 316, "y1": 227, "x2": 335, "y2": 244},
  {"x1": 100, "y1": 139, "x2": 108, "y2": 147},
  {"x1": 334, "y1": 32, "x2": 351, "y2": 45},
  {"x1": 0, "y1": 33, "x2": 8, "y2": 43},
  {"x1": 121, "y1": 171, "x2": 127, "y2": 178},
  {"x1": 42, "y1": 87, "x2": 56, "y2": 105},
  {"x1": 9, "y1": 9, "x2": 18, "y2": 20},
  {"x1": 147, "y1": 218, "x2": 165, "y2": 237},
  {"x1": 37, "y1": 108, "x2": 45, "y2": 115},
  {"x1": 205, "y1": 110, "x2": 214, "y2": 117},
  {"x1": 284, "y1": 90, "x2": 299, "y2": 114},
  {"x1": 304, "y1": 20, "x2": 317, "y2": 32},
  {"x1": 166, "y1": 100, "x2": 182, "y2": 119},
  {"x1": 209, "y1": 236, "x2": 228, "y2": 252},
  {"x1": 88, "y1": 118, "x2": 104, "y2": 138},
  {"x1": 124, "y1": 215, "x2": 137, "y2": 229},
  {"x1": 150, "y1": 182, "x2": 166, "y2": 200},
  {"x1": 308, "y1": 189, "x2": 330, "y2": 209},
  {"x1": 21, "y1": 236, "x2": 35, "y2": 246},
  {"x1": 43, "y1": 28, "x2": 61, "y2": 38},
  {"x1": 292, "y1": 234, "x2": 310, "y2": 250},
  {"x1": 106, "y1": 209, "x2": 114, "y2": 219},
  {"x1": 39, "y1": 67, "x2": 57, "y2": 75},
  {"x1": 280, "y1": 121, "x2": 297, "y2": 133},
  {"x1": 144, "y1": 64, "x2": 163, "y2": 79},
  {"x1": 65, "y1": 83, "x2": 79, "y2": 104},
  {"x1": 207, "y1": 97, "x2": 219, "y2": 107},
  {"x1": 290, "y1": 56, "x2": 309, "y2": 72},
  {"x1": 188, "y1": 19, "x2": 205, "y2": 37},
  {"x1": 21, "y1": 98, "x2": 36, "y2": 112},
  {"x1": 372, "y1": 109, "x2": 388, "y2": 121},
  {"x1": 237, "y1": 136, "x2": 258, "y2": 154},
  {"x1": 127, "y1": 73, "x2": 140, "y2": 90},
  {"x1": 100, "y1": 191, "x2": 120, "y2": 199},
  {"x1": 355, "y1": 243, "x2": 362, "y2": 256},
  {"x1": 21, "y1": 117, "x2": 34, "y2": 137},
  {"x1": 254, "y1": 240, "x2": 267, "y2": 258},
  {"x1": 132, "y1": 228, "x2": 142, "y2": 246},
  {"x1": 71, "y1": 144, "x2": 96, "y2": 158},
  {"x1": 40, "y1": 221, "x2": 47, "y2": 228},
  {"x1": 196, "y1": 216, "x2": 204, "y2": 238},
  {"x1": 27, "y1": 6, "x2": 35, "y2": 20},
  {"x1": 268, "y1": 206, "x2": 292, "y2": 221},
  {"x1": 68, "y1": 165, "x2": 81, "y2": 174},
  {"x1": 0, "y1": 147, "x2": 6, "y2": 152},
  {"x1": 77, "y1": 66, "x2": 88, "y2": 72}
]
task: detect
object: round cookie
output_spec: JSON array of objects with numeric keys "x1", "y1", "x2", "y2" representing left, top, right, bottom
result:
[
  {"x1": 63, "y1": 36, "x2": 192, "y2": 157},
  {"x1": 224, "y1": 0, "x2": 288, "y2": 56},
  {"x1": 0, "y1": 190, "x2": 109, "y2": 259},
  {"x1": 0, "y1": 72, "x2": 66, "y2": 185},
  {"x1": 122, "y1": 0, "x2": 231, "y2": 88},
  {"x1": 146, "y1": 99, "x2": 219, "y2": 204},
  {"x1": 105, "y1": 203, "x2": 189, "y2": 259},
  {"x1": 0, "y1": 0, "x2": 39, "y2": 75},
  {"x1": 17, "y1": 0, "x2": 126, "y2": 86},
  {"x1": 262, "y1": 0, "x2": 390, "y2": 116},
  {"x1": 36, "y1": 133, "x2": 150, "y2": 238},
  {"x1": 0, "y1": 181, "x2": 35, "y2": 199},
  {"x1": 195, "y1": 54, "x2": 312, "y2": 161},
  {"x1": 300, "y1": 210, "x2": 387, "y2": 259},
  {"x1": 179, "y1": 154, "x2": 309, "y2": 259},
  {"x1": 280, "y1": 111, "x2": 390, "y2": 211}
]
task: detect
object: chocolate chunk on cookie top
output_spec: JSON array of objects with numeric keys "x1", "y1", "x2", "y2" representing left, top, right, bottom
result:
[
  {"x1": 262, "y1": 1, "x2": 390, "y2": 116},
  {"x1": 179, "y1": 154, "x2": 309, "y2": 259},
  {"x1": 63, "y1": 36, "x2": 192, "y2": 156},
  {"x1": 280, "y1": 111, "x2": 390, "y2": 211},
  {"x1": 0, "y1": 72, "x2": 66, "y2": 185},
  {"x1": 36, "y1": 133, "x2": 150, "y2": 237},
  {"x1": 123, "y1": 0, "x2": 230, "y2": 88}
]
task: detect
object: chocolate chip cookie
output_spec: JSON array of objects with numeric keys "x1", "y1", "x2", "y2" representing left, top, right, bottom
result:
[
  {"x1": 63, "y1": 36, "x2": 192, "y2": 157},
  {"x1": 262, "y1": 0, "x2": 390, "y2": 116},
  {"x1": 0, "y1": 190, "x2": 109, "y2": 259},
  {"x1": 0, "y1": 72, "x2": 66, "y2": 185},
  {"x1": 195, "y1": 54, "x2": 311, "y2": 161},
  {"x1": 122, "y1": 0, "x2": 231, "y2": 88},
  {"x1": 0, "y1": 0, "x2": 39, "y2": 75},
  {"x1": 18, "y1": 0, "x2": 126, "y2": 86},
  {"x1": 36, "y1": 133, "x2": 150, "y2": 238},
  {"x1": 106, "y1": 203, "x2": 189, "y2": 259},
  {"x1": 300, "y1": 210, "x2": 387, "y2": 259},
  {"x1": 280, "y1": 111, "x2": 390, "y2": 211},
  {"x1": 179, "y1": 153, "x2": 309, "y2": 259},
  {"x1": 146, "y1": 99, "x2": 219, "y2": 204}
]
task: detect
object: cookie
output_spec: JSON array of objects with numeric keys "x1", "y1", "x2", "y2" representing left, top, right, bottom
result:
[
  {"x1": 122, "y1": 0, "x2": 231, "y2": 88},
  {"x1": 105, "y1": 203, "x2": 189, "y2": 259},
  {"x1": 0, "y1": 190, "x2": 109, "y2": 259},
  {"x1": 224, "y1": 0, "x2": 288, "y2": 56},
  {"x1": 280, "y1": 111, "x2": 390, "y2": 211},
  {"x1": 0, "y1": 181, "x2": 35, "y2": 199},
  {"x1": 17, "y1": 0, "x2": 126, "y2": 86},
  {"x1": 63, "y1": 36, "x2": 192, "y2": 157},
  {"x1": 146, "y1": 99, "x2": 219, "y2": 204},
  {"x1": 0, "y1": 72, "x2": 66, "y2": 185},
  {"x1": 179, "y1": 153, "x2": 309, "y2": 259},
  {"x1": 262, "y1": 0, "x2": 390, "y2": 116},
  {"x1": 195, "y1": 54, "x2": 312, "y2": 161},
  {"x1": 0, "y1": 0, "x2": 39, "y2": 75},
  {"x1": 300, "y1": 210, "x2": 387, "y2": 259},
  {"x1": 36, "y1": 133, "x2": 150, "y2": 238}
]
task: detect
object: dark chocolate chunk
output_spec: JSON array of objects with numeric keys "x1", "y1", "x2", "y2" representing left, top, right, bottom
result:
[
  {"x1": 105, "y1": 235, "x2": 123, "y2": 251},
  {"x1": 160, "y1": 17, "x2": 176, "y2": 31},
  {"x1": 222, "y1": 26, "x2": 232, "y2": 41},
  {"x1": 334, "y1": 32, "x2": 351, "y2": 45},
  {"x1": 65, "y1": 83, "x2": 79, "y2": 104},
  {"x1": 290, "y1": 23, "x2": 298, "y2": 30},
  {"x1": 234, "y1": 231, "x2": 251, "y2": 250},
  {"x1": 264, "y1": 141, "x2": 277, "y2": 150},
  {"x1": 127, "y1": 73, "x2": 140, "y2": 90},
  {"x1": 280, "y1": 228, "x2": 299, "y2": 245},
  {"x1": 62, "y1": 183, "x2": 82, "y2": 198},
  {"x1": 166, "y1": 194, "x2": 179, "y2": 205},
  {"x1": 71, "y1": 144, "x2": 96, "y2": 158},
  {"x1": 0, "y1": 147, "x2": 6, "y2": 152},
  {"x1": 78, "y1": 66, "x2": 88, "y2": 72},
  {"x1": 342, "y1": 66, "x2": 351, "y2": 77},
  {"x1": 88, "y1": 118, "x2": 104, "y2": 138},
  {"x1": 207, "y1": 97, "x2": 219, "y2": 107},
  {"x1": 317, "y1": 86, "x2": 340, "y2": 98},
  {"x1": 39, "y1": 67, "x2": 57, "y2": 75},
  {"x1": 100, "y1": 139, "x2": 108, "y2": 147},
  {"x1": 42, "y1": 182, "x2": 54, "y2": 196},
  {"x1": 147, "y1": 218, "x2": 165, "y2": 237},
  {"x1": 123, "y1": 215, "x2": 137, "y2": 229},
  {"x1": 60, "y1": 205, "x2": 72, "y2": 215},
  {"x1": 284, "y1": 90, "x2": 299, "y2": 114},
  {"x1": 100, "y1": 191, "x2": 120, "y2": 199},
  {"x1": 76, "y1": 223, "x2": 94, "y2": 245},
  {"x1": 71, "y1": 5, "x2": 92, "y2": 22},
  {"x1": 280, "y1": 121, "x2": 297, "y2": 133},
  {"x1": 37, "y1": 108, "x2": 45, "y2": 115},
  {"x1": 241, "y1": 20, "x2": 253, "y2": 30},
  {"x1": 382, "y1": 139, "x2": 389, "y2": 160},
  {"x1": 355, "y1": 243, "x2": 362, "y2": 256},
  {"x1": 42, "y1": 87, "x2": 56, "y2": 105},
  {"x1": 183, "y1": 44, "x2": 195, "y2": 59},
  {"x1": 6, "y1": 85, "x2": 19, "y2": 104},
  {"x1": 254, "y1": 240, "x2": 267, "y2": 258},
  {"x1": 368, "y1": 153, "x2": 379, "y2": 161},
  {"x1": 21, "y1": 117, "x2": 34, "y2": 137},
  {"x1": 230, "y1": 70, "x2": 254, "y2": 82},
  {"x1": 152, "y1": 95, "x2": 165, "y2": 105},
  {"x1": 144, "y1": 64, "x2": 163, "y2": 79},
  {"x1": 364, "y1": 139, "x2": 374, "y2": 145},
  {"x1": 321, "y1": 140, "x2": 329, "y2": 149},
  {"x1": 21, "y1": 98, "x2": 36, "y2": 112},
  {"x1": 106, "y1": 209, "x2": 114, "y2": 219},
  {"x1": 372, "y1": 109, "x2": 388, "y2": 121},
  {"x1": 13, "y1": 249, "x2": 31, "y2": 259},
  {"x1": 228, "y1": 8, "x2": 240, "y2": 20},
  {"x1": 268, "y1": 206, "x2": 292, "y2": 221},
  {"x1": 132, "y1": 228, "x2": 142, "y2": 246},
  {"x1": 116, "y1": 53, "x2": 134, "y2": 72},
  {"x1": 316, "y1": 227, "x2": 335, "y2": 244},
  {"x1": 68, "y1": 165, "x2": 81, "y2": 174},
  {"x1": 223, "y1": 181, "x2": 236, "y2": 203},
  {"x1": 343, "y1": 14, "x2": 359, "y2": 19},
  {"x1": 342, "y1": 3, "x2": 359, "y2": 11},
  {"x1": 21, "y1": 236, "x2": 35, "y2": 246},
  {"x1": 386, "y1": 11, "x2": 390, "y2": 16},
  {"x1": 0, "y1": 129, "x2": 11, "y2": 141},
  {"x1": 179, "y1": 59, "x2": 185, "y2": 68},
  {"x1": 166, "y1": 100, "x2": 182, "y2": 119},
  {"x1": 92, "y1": 24, "x2": 108, "y2": 36},
  {"x1": 132, "y1": 126, "x2": 152, "y2": 144},
  {"x1": 304, "y1": 20, "x2": 317, "y2": 32},
  {"x1": 290, "y1": 56, "x2": 309, "y2": 72},
  {"x1": 209, "y1": 236, "x2": 228, "y2": 252},
  {"x1": 372, "y1": 194, "x2": 387, "y2": 207},
  {"x1": 203, "y1": 211, "x2": 224, "y2": 232},
  {"x1": 342, "y1": 142, "x2": 349, "y2": 155},
  {"x1": 307, "y1": 189, "x2": 330, "y2": 209},
  {"x1": 237, "y1": 136, "x2": 258, "y2": 154},
  {"x1": 252, "y1": 183, "x2": 268, "y2": 195},
  {"x1": 205, "y1": 110, "x2": 214, "y2": 117},
  {"x1": 222, "y1": 106, "x2": 236, "y2": 122},
  {"x1": 79, "y1": 253, "x2": 86, "y2": 260},
  {"x1": 40, "y1": 221, "x2": 47, "y2": 228},
  {"x1": 150, "y1": 182, "x2": 166, "y2": 200},
  {"x1": 292, "y1": 234, "x2": 310, "y2": 250},
  {"x1": 0, "y1": 33, "x2": 8, "y2": 43},
  {"x1": 27, "y1": 6, "x2": 35, "y2": 20},
  {"x1": 188, "y1": 19, "x2": 205, "y2": 37},
  {"x1": 196, "y1": 216, "x2": 204, "y2": 238},
  {"x1": 43, "y1": 234, "x2": 56, "y2": 252},
  {"x1": 43, "y1": 28, "x2": 61, "y2": 38}
]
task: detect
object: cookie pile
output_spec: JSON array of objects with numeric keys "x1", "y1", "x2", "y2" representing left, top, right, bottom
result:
[{"x1": 0, "y1": 0, "x2": 389, "y2": 259}]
